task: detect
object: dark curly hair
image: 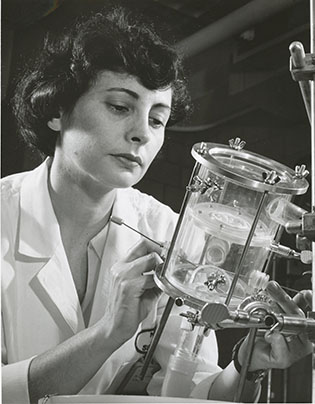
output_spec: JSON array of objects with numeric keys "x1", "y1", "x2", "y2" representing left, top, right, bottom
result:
[{"x1": 12, "y1": 6, "x2": 191, "y2": 157}]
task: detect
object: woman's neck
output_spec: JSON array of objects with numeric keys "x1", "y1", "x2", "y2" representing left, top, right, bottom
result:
[{"x1": 48, "y1": 158, "x2": 116, "y2": 235}]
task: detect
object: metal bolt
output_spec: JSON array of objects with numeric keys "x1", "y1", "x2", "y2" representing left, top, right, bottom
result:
[
  {"x1": 294, "y1": 164, "x2": 309, "y2": 179},
  {"x1": 262, "y1": 170, "x2": 281, "y2": 185},
  {"x1": 229, "y1": 137, "x2": 246, "y2": 150}
]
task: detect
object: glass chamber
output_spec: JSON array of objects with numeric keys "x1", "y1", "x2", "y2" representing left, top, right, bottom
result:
[{"x1": 155, "y1": 141, "x2": 309, "y2": 311}]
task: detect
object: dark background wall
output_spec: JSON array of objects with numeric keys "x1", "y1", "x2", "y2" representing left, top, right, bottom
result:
[{"x1": 1, "y1": 0, "x2": 312, "y2": 402}]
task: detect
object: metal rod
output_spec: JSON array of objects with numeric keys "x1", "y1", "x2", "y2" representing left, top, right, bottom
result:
[
  {"x1": 310, "y1": 0, "x2": 315, "y2": 303},
  {"x1": 310, "y1": 0, "x2": 315, "y2": 402},
  {"x1": 160, "y1": 162, "x2": 201, "y2": 277},
  {"x1": 139, "y1": 296, "x2": 174, "y2": 379},
  {"x1": 266, "y1": 369, "x2": 273, "y2": 403},
  {"x1": 283, "y1": 368, "x2": 288, "y2": 403},
  {"x1": 234, "y1": 328, "x2": 258, "y2": 402},
  {"x1": 225, "y1": 191, "x2": 268, "y2": 306},
  {"x1": 289, "y1": 41, "x2": 312, "y2": 123}
]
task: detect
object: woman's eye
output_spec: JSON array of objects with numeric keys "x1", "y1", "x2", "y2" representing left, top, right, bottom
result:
[
  {"x1": 149, "y1": 117, "x2": 165, "y2": 129},
  {"x1": 108, "y1": 104, "x2": 129, "y2": 113}
]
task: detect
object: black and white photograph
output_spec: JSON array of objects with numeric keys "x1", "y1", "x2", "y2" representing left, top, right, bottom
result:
[{"x1": 1, "y1": 1, "x2": 314, "y2": 403}]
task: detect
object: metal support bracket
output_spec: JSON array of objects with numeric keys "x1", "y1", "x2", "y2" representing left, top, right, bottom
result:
[{"x1": 290, "y1": 51, "x2": 315, "y2": 82}]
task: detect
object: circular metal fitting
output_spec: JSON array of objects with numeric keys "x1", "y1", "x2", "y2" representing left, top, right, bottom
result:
[
  {"x1": 191, "y1": 142, "x2": 309, "y2": 195},
  {"x1": 175, "y1": 297, "x2": 185, "y2": 307}
]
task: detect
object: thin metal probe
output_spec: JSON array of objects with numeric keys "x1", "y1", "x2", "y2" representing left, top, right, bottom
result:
[
  {"x1": 234, "y1": 328, "x2": 258, "y2": 402},
  {"x1": 110, "y1": 215, "x2": 198, "y2": 268},
  {"x1": 110, "y1": 216, "x2": 164, "y2": 247}
]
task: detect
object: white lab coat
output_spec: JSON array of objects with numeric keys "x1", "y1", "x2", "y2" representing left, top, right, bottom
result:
[{"x1": 1, "y1": 159, "x2": 221, "y2": 404}]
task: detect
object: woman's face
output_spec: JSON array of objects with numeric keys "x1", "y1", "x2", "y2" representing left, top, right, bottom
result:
[{"x1": 53, "y1": 71, "x2": 172, "y2": 192}]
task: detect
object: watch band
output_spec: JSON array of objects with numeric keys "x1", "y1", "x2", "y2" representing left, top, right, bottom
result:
[{"x1": 232, "y1": 337, "x2": 268, "y2": 383}]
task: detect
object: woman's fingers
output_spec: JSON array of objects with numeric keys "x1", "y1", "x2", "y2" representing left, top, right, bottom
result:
[
  {"x1": 124, "y1": 239, "x2": 163, "y2": 263},
  {"x1": 245, "y1": 329, "x2": 312, "y2": 371},
  {"x1": 293, "y1": 290, "x2": 312, "y2": 313},
  {"x1": 111, "y1": 248, "x2": 163, "y2": 299},
  {"x1": 112, "y1": 249, "x2": 163, "y2": 282},
  {"x1": 245, "y1": 282, "x2": 313, "y2": 372},
  {"x1": 265, "y1": 330, "x2": 312, "y2": 366},
  {"x1": 266, "y1": 281, "x2": 304, "y2": 316}
]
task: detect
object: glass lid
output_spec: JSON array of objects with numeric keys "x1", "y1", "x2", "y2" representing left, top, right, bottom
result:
[{"x1": 191, "y1": 142, "x2": 309, "y2": 195}]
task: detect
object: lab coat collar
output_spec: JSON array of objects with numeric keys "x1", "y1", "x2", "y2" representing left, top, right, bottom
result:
[
  {"x1": 101, "y1": 187, "x2": 140, "y2": 258},
  {"x1": 17, "y1": 158, "x2": 141, "y2": 264},
  {"x1": 30, "y1": 241, "x2": 86, "y2": 335},
  {"x1": 18, "y1": 158, "x2": 61, "y2": 258},
  {"x1": 18, "y1": 159, "x2": 85, "y2": 334},
  {"x1": 18, "y1": 157, "x2": 109, "y2": 261}
]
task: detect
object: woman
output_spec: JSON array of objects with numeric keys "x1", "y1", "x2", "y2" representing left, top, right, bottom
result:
[{"x1": 1, "y1": 5, "x2": 312, "y2": 404}]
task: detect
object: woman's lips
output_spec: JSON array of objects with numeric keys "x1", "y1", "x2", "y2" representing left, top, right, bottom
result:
[{"x1": 111, "y1": 153, "x2": 143, "y2": 168}]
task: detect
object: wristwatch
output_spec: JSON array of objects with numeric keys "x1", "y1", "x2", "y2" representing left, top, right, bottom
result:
[{"x1": 232, "y1": 337, "x2": 268, "y2": 383}]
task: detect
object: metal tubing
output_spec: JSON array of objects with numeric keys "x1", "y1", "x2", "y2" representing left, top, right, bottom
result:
[
  {"x1": 277, "y1": 314, "x2": 315, "y2": 336},
  {"x1": 225, "y1": 191, "x2": 268, "y2": 306},
  {"x1": 217, "y1": 311, "x2": 315, "y2": 338},
  {"x1": 176, "y1": 0, "x2": 304, "y2": 58}
]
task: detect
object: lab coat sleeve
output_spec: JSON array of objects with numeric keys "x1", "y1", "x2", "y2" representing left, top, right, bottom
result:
[
  {"x1": 1, "y1": 186, "x2": 33, "y2": 404},
  {"x1": 190, "y1": 363, "x2": 262, "y2": 402},
  {"x1": 2, "y1": 271, "x2": 33, "y2": 404},
  {"x1": 2, "y1": 357, "x2": 33, "y2": 404}
]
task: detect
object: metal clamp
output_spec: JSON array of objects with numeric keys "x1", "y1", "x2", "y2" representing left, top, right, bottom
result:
[
  {"x1": 186, "y1": 175, "x2": 222, "y2": 194},
  {"x1": 179, "y1": 310, "x2": 200, "y2": 328},
  {"x1": 289, "y1": 41, "x2": 315, "y2": 82}
]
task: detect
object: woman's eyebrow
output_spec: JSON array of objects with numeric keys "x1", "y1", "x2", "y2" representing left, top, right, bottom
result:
[
  {"x1": 106, "y1": 87, "x2": 139, "y2": 98},
  {"x1": 106, "y1": 87, "x2": 171, "y2": 110},
  {"x1": 154, "y1": 103, "x2": 171, "y2": 111}
]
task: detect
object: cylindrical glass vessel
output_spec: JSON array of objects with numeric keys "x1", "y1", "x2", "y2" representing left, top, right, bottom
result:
[{"x1": 155, "y1": 142, "x2": 308, "y2": 311}]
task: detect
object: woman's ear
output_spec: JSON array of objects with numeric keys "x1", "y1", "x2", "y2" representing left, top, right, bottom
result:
[{"x1": 47, "y1": 117, "x2": 61, "y2": 132}]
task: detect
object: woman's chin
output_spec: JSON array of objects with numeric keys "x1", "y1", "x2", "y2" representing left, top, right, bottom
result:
[
  {"x1": 109, "y1": 174, "x2": 143, "y2": 189},
  {"x1": 87, "y1": 169, "x2": 145, "y2": 191}
]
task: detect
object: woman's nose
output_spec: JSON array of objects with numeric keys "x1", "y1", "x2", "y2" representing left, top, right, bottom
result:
[{"x1": 126, "y1": 117, "x2": 150, "y2": 144}]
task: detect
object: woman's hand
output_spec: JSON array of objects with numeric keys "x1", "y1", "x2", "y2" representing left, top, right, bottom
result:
[
  {"x1": 239, "y1": 281, "x2": 313, "y2": 372},
  {"x1": 101, "y1": 239, "x2": 163, "y2": 342}
]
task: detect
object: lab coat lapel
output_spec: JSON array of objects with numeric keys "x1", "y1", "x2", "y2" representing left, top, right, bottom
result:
[
  {"x1": 31, "y1": 243, "x2": 86, "y2": 336},
  {"x1": 88, "y1": 189, "x2": 141, "y2": 325},
  {"x1": 18, "y1": 159, "x2": 85, "y2": 336}
]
